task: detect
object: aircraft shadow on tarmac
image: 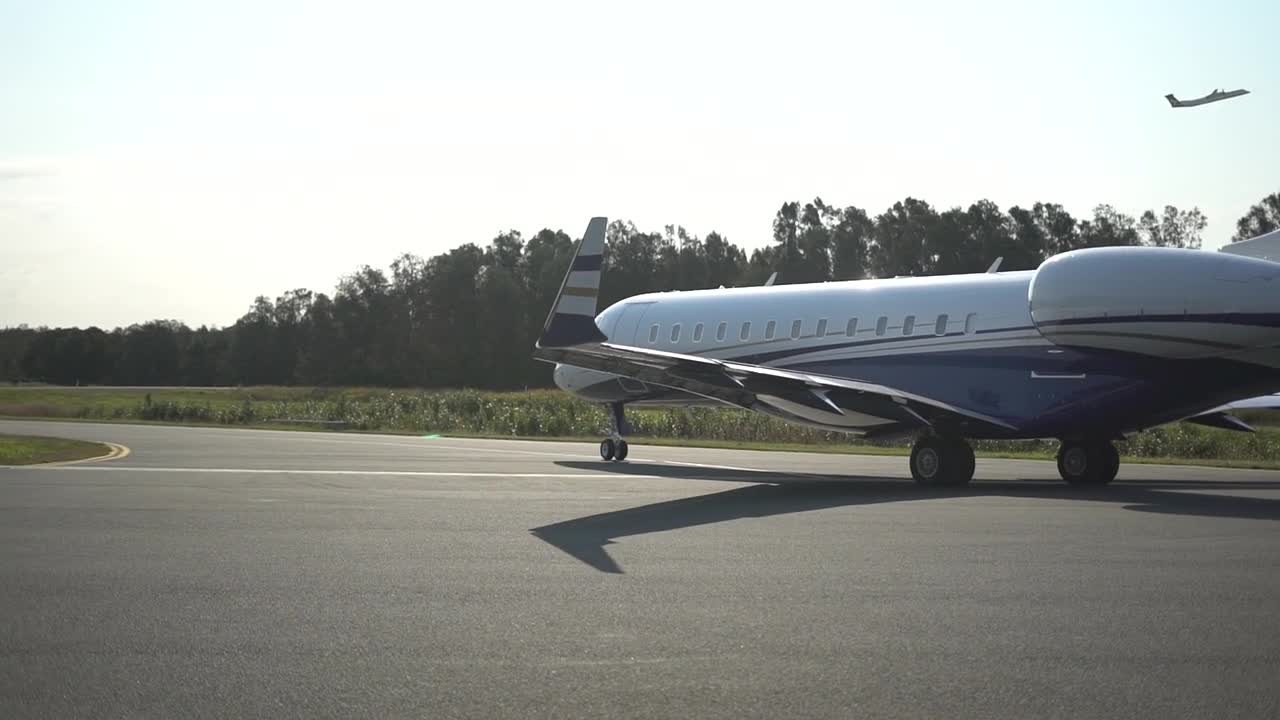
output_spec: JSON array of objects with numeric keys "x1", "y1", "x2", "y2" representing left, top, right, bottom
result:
[{"x1": 530, "y1": 461, "x2": 1280, "y2": 574}]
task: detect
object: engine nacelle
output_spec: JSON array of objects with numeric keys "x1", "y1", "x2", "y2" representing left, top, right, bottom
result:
[{"x1": 1028, "y1": 247, "x2": 1280, "y2": 359}]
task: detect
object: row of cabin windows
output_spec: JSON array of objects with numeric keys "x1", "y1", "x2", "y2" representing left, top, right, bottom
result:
[{"x1": 648, "y1": 313, "x2": 978, "y2": 344}]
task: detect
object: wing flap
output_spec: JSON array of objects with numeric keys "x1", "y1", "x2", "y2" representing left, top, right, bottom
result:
[{"x1": 1185, "y1": 411, "x2": 1255, "y2": 433}]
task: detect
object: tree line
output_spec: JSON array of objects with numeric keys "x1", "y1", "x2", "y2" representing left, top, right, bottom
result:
[{"x1": 3, "y1": 192, "x2": 1276, "y2": 389}]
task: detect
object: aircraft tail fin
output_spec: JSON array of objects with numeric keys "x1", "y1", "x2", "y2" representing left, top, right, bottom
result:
[
  {"x1": 1165, "y1": 94, "x2": 1182, "y2": 107},
  {"x1": 537, "y1": 217, "x2": 608, "y2": 348}
]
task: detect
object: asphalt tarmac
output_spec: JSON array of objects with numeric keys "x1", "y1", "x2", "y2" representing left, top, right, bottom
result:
[{"x1": 2, "y1": 420, "x2": 1279, "y2": 719}]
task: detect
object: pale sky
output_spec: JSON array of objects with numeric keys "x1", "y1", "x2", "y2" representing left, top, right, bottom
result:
[{"x1": 2, "y1": 0, "x2": 1276, "y2": 329}]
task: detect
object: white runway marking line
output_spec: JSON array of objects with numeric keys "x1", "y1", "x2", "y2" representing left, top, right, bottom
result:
[
  {"x1": 269, "y1": 435, "x2": 604, "y2": 460},
  {"x1": 22, "y1": 466, "x2": 670, "y2": 479},
  {"x1": 656, "y1": 458, "x2": 785, "y2": 474}
]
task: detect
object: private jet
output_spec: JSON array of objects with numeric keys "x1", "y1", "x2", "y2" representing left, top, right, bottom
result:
[
  {"x1": 1166, "y1": 88, "x2": 1250, "y2": 107},
  {"x1": 534, "y1": 219, "x2": 1280, "y2": 487}
]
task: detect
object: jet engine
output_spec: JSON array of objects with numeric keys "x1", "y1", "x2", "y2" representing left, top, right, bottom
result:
[{"x1": 1028, "y1": 246, "x2": 1280, "y2": 359}]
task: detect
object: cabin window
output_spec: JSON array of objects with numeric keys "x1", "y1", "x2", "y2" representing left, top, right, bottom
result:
[
  {"x1": 902, "y1": 315, "x2": 915, "y2": 336},
  {"x1": 846, "y1": 318, "x2": 858, "y2": 336},
  {"x1": 693, "y1": 323, "x2": 704, "y2": 343},
  {"x1": 816, "y1": 318, "x2": 828, "y2": 337},
  {"x1": 935, "y1": 314, "x2": 948, "y2": 336},
  {"x1": 964, "y1": 313, "x2": 977, "y2": 334},
  {"x1": 790, "y1": 319, "x2": 803, "y2": 339},
  {"x1": 765, "y1": 320, "x2": 777, "y2": 340},
  {"x1": 876, "y1": 316, "x2": 888, "y2": 336},
  {"x1": 740, "y1": 321, "x2": 751, "y2": 341},
  {"x1": 648, "y1": 324, "x2": 659, "y2": 343},
  {"x1": 716, "y1": 322, "x2": 727, "y2": 342},
  {"x1": 670, "y1": 324, "x2": 681, "y2": 343}
]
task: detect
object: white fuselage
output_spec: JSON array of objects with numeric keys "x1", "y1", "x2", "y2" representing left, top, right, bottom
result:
[{"x1": 555, "y1": 246, "x2": 1280, "y2": 438}]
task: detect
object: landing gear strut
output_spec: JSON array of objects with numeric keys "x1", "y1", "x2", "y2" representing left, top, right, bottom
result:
[
  {"x1": 599, "y1": 402, "x2": 630, "y2": 462},
  {"x1": 1056, "y1": 439, "x2": 1119, "y2": 486},
  {"x1": 910, "y1": 436, "x2": 975, "y2": 487}
]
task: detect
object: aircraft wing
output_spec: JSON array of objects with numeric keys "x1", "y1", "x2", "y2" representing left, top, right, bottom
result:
[
  {"x1": 1220, "y1": 228, "x2": 1280, "y2": 263},
  {"x1": 1206, "y1": 394, "x2": 1280, "y2": 412},
  {"x1": 533, "y1": 217, "x2": 1018, "y2": 438},
  {"x1": 534, "y1": 340, "x2": 1018, "y2": 437},
  {"x1": 1181, "y1": 393, "x2": 1280, "y2": 433}
]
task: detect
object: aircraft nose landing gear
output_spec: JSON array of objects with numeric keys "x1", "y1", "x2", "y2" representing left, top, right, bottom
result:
[
  {"x1": 599, "y1": 402, "x2": 630, "y2": 462},
  {"x1": 599, "y1": 437, "x2": 629, "y2": 462},
  {"x1": 910, "y1": 436, "x2": 975, "y2": 486}
]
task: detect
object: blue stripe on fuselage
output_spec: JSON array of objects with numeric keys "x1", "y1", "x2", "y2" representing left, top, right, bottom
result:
[
  {"x1": 784, "y1": 345, "x2": 1279, "y2": 438},
  {"x1": 1035, "y1": 312, "x2": 1280, "y2": 328}
]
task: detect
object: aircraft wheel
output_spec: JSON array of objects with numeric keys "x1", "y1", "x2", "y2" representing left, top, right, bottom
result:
[
  {"x1": 911, "y1": 437, "x2": 972, "y2": 487},
  {"x1": 600, "y1": 438, "x2": 616, "y2": 461},
  {"x1": 1057, "y1": 440, "x2": 1117, "y2": 486},
  {"x1": 949, "y1": 438, "x2": 976, "y2": 485},
  {"x1": 615, "y1": 440, "x2": 629, "y2": 462},
  {"x1": 1099, "y1": 443, "x2": 1120, "y2": 484}
]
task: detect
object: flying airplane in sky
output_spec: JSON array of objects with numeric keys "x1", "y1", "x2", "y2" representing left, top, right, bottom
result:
[
  {"x1": 1166, "y1": 88, "x2": 1250, "y2": 107},
  {"x1": 534, "y1": 219, "x2": 1280, "y2": 487}
]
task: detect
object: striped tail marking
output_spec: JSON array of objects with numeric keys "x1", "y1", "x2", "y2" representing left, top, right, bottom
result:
[{"x1": 537, "y1": 217, "x2": 609, "y2": 348}]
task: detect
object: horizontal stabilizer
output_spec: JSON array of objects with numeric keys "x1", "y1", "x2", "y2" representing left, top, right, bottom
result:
[{"x1": 537, "y1": 217, "x2": 608, "y2": 348}]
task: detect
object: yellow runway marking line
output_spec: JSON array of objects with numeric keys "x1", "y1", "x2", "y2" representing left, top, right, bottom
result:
[{"x1": 41, "y1": 441, "x2": 132, "y2": 467}]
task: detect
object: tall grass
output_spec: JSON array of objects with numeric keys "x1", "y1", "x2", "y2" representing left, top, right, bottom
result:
[{"x1": 5, "y1": 386, "x2": 1277, "y2": 463}]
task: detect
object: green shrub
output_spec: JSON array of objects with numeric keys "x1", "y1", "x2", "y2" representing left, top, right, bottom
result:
[{"x1": 4, "y1": 386, "x2": 1279, "y2": 461}]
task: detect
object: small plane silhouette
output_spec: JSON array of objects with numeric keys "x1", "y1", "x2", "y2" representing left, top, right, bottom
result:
[{"x1": 1166, "y1": 88, "x2": 1250, "y2": 108}]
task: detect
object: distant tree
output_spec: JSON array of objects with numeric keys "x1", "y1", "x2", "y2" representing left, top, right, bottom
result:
[
  {"x1": 1138, "y1": 205, "x2": 1207, "y2": 249},
  {"x1": 1232, "y1": 192, "x2": 1280, "y2": 241},
  {"x1": 180, "y1": 326, "x2": 228, "y2": 386},
  {"x1": 477, "y1": 233, "x2": 530, "y2": 388},
  {"x1": 1079, "y1": 205, "x2": 1139, "y2": 248},
  {"x1": 743, "y1": 244, "x2": 782, "y2": 286},
  {"x1": 0, "y1": 327, "x2": 36, "y2": 382},
  {"x1": 114, "y1": 321, "x2": 185, "y2": 385},
  {"x1": 1027, "y1": 202, "x2": 1080, "y2": 255},
  {"x1": 422, "y1": 245, "x2": 484, "y2": 387},
  {"x1": 296, "y1": 293, "x2": 338, "y2": 385},
  {"x1": 703, "y1": 231, "x2": 746, "y2": 288},
  {"x1": 332, "y1": 266, "x2": 395, "y2": 385},
  {"x1": 600, "y1": 221, "x2": 662, "y2": 307},
  {"x1": 792, "y1": 201, "x2": 832, "y2": 284},
  {"x1": 869, "y1": 198, "x2": 938, "y2": 278},
  {"x1": 229, "y1": 296, "x2": 277, "y2": 385},
  {"x1": 828, "y1": 205, "x2": 873, "y2": 281}
]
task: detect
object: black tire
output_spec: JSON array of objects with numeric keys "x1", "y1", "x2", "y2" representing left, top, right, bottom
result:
[
  {"x1": 910, "y1": 437, "x2": 944, "y2": 485},
  {"x1": 1098, "y1": 443, "x2": 1119, "y2": 484},
  {"x1": 1057, "y1": 440, "x2": 1117, "y2": 486},
  {"x1": 615, "y1": 440, "x2": 629, "y2": 462},
  {"x1": 600, "y1": 439, "x2": 616, "y2": 461},
  {"x1": 948, "y1": 438, "x2": 976, "y2": 486},
  {"x1": 911, "y1": 437, "x2": 967, "y2": 486}
]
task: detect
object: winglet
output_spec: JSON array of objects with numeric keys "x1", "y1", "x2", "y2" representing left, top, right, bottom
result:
[
  {"x1": 1165, "y1": 94, "x2": 1182, "y2": 107},
  {"x1": 537, "y1": 217, "x2": 609, "y2": 348}
]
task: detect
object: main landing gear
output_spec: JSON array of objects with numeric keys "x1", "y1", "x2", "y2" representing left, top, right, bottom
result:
[
  {"x1": 1056, "y1": 439, "x2": 1119, "y2": 486},
  {"x1": 909, "y1": 436, "x2": 976, "y2": 487},
  {"x1": 599, "y1": 401, "x2": 630, "y2": 462}
]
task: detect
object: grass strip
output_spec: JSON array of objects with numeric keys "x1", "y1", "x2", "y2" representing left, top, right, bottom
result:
[{"x1": 0, "y1": 434, "x2": 110, "y2": 465}]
